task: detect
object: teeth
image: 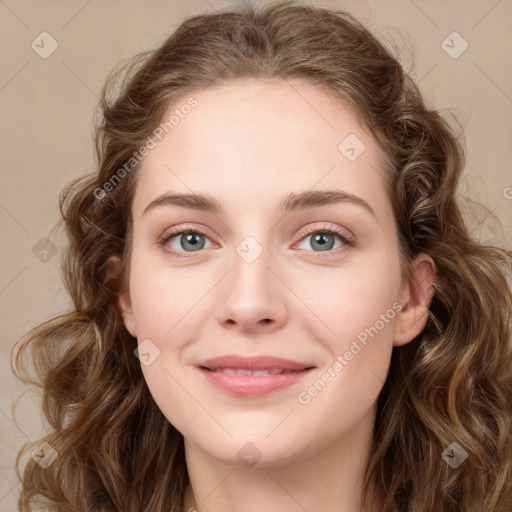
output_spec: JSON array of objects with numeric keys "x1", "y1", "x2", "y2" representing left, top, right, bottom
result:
[
  {"x1": 212, "y1": 368, "x2": 299, "y2": 375},
  {"x1": 235, "y1": 369, "x2": 253, "y2": 376}
]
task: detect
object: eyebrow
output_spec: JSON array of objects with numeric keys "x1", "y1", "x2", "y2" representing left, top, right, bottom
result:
[{"x1": 142, "y1": 189, "x2": 376, "y2": 218}]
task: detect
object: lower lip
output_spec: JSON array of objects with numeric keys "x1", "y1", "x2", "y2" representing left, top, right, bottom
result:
[{"x1": 197, "y1": 367, "x2": 314, "y2": 397}]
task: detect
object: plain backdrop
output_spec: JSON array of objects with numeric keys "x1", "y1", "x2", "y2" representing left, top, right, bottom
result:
[{"x1": 1, "y1": 0, "x2": 511, "y2": 508}]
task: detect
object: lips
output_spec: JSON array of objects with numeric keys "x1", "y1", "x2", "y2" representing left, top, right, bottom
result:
[{"x1": 196, "y1": 355, "x2": 315, "y2": 397}]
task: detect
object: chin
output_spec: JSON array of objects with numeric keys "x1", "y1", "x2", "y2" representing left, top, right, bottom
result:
[{"x1": 190, "y1": 430, "x2": 317, "y2": 468}]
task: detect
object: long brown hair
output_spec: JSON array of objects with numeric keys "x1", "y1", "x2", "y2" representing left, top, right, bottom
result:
[{"x1": 11, "y1": 1, "x2": 512, "y2": 510}]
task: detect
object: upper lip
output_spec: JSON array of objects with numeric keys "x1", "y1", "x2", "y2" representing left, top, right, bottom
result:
[{"x1": 197, "y1": 355, "x2": 315, "y2": 371}]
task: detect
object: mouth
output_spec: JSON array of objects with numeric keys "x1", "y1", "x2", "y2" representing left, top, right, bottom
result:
[
  {"x1": 198, "y1": 354, "x2": 314, "y2": 372},
  {"x1": 196, "y1": 355, "x2": 316, "y2": 397}
]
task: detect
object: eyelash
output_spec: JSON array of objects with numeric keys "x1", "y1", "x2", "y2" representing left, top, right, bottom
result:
[{"x1": 157, "y1": 224, "x2": 354, "y2": 260}]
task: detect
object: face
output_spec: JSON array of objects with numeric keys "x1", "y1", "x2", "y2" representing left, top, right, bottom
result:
[{"x1": 117, "y1": 77, "x2": 434, "y2": 467}]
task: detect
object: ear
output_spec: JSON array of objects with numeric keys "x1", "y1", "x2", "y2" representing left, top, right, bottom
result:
[
  {"x1": 393, "y1": 253, "x2": 437, "y2": 346},
  {"x1": 106, "y1": 256, "x2": 137, "y2": 338}
]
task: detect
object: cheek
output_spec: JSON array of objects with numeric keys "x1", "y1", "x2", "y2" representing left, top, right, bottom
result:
[
  {"x1": 129, "y1": 258, "x2": 196, "y2": 434},
  {"x1": 292, "y1": 271, "x2": 400, "y2": 443},
  {"x1": 128, "y1": 249, "x2": 206, "y2": 340},
  {"x1": 299, "y1": 253, "x2": 401, "y2": 393},
  {"x1": 307, "y1": 253, "x2": 402, "y2": 343}
]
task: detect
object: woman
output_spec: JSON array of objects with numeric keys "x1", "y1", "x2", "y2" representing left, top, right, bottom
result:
[{"x1": 11, "y1": 1, "x2": 512, "y2": 510}]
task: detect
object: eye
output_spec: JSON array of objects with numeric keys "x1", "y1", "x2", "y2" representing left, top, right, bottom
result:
[
  {"x1": 158, "y1": 227, "x2": 213, "y2": 258},
  {"x1": 294, "y1": 225, "x2": 353, "y2": 257}
]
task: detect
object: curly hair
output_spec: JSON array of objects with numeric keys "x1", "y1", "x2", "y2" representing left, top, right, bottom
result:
[{"x1": 11, "y1": 1, "x2": 512, "y2": 510}]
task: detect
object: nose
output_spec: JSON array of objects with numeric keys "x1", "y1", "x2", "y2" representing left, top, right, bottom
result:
[{"x1": 216, "y1": 243, "x2": 288, "y2": 334}]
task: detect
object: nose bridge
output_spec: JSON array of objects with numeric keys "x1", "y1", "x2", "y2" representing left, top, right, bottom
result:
[
  {"x1": 216, "y1": 229, "x2": 287, "y2": 329},
  {"x1": 230, "y1": 232, "x2": 273, "y2": 304}
]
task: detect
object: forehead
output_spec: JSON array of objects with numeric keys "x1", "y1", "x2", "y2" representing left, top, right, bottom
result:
[{"x1": 131, "y1": 78, "x2": 389, "y2": 219}]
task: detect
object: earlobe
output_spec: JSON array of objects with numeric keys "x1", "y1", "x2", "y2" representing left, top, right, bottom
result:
[
  {"x1": 393, "y1": 253, "x2": 437, "y2": 347},
  {"x1": 106, "y1": 256, "x2": 137, "y2": 338}
]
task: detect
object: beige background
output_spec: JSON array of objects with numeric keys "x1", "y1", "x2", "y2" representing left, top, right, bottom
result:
[{"x1": 1, "y1": 0, "x2": 511, "y2": 508}]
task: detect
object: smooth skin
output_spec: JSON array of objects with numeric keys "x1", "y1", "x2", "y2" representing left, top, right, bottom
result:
[{"x1": 114, "y1": 77, "x2": 436, "y2": 512}]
